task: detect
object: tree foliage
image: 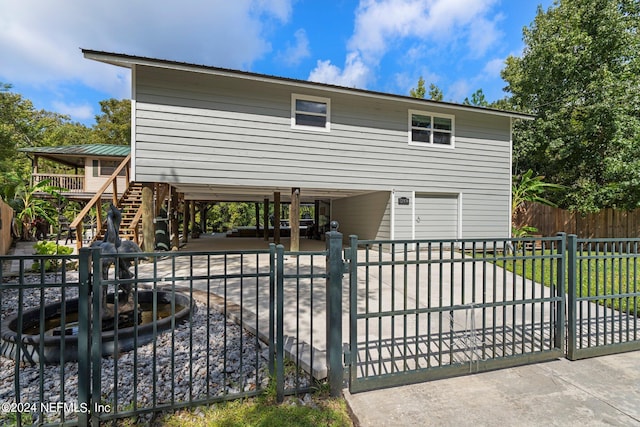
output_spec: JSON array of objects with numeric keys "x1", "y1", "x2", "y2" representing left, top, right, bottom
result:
[
  {"x1": 428, "y1": 83, "x2": 444, "y2": 101},
  {"x1": 92, "y1": 98, "x2": 131, "y2": 145},
  {"x1": 463, "y1": 89, "x2": 489, "y2": 107},
  {"x1": 410, "y1": 77, "x2": 445, "y2": 101},
  {"x1": 12, "y1": 179, "x2": 65, "y2": 240},
  {"x1": 502, "y1": 0, "x2": 640, "y2": 212},
  {"x1": 409, "y1": 76, "x2": 426, "y2": 99}
]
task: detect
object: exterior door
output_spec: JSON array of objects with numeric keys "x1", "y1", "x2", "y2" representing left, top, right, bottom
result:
[{"x1": 414, "y1": 194, "x2": 458, "y2": 240}]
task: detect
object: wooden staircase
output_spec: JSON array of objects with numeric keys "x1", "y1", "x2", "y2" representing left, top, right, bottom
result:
[{"x1": 92, "y1": 182, "x2": 143, "y2": 244}]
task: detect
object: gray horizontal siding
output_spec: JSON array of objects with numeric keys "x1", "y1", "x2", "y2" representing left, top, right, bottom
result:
[
  {"x1": 393, "y1": 191, "x2": 413, "y2": 240},
  {"x1": 133, "y1": 65, "x2": 513, "y2": 237},
  {"x1": 462, "y1": 193, "x2": 511, "y2": 238},
  {"x1": 134, "y1": 66, "x2": 510, "y2": 193}
]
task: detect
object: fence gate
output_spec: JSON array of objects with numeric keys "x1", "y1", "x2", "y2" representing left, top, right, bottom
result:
[{"x1": 346, "y1": 235, "x2": 566, "y2": 393}]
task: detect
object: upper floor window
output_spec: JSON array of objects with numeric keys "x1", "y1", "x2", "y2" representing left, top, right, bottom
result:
[
  {"x1": 292, "y1": 94, "x2": 330, "y2": 131},
  {"x1": 409, "y1": 110, "x2": 454, "y2": 147}
]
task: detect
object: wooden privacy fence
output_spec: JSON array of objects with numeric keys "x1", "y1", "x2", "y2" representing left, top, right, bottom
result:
[
  {"x1": 0, "y1": 200, "x2": 13, "y2": 255},
  {"x1": 518, "y1": 202, "x2": 640, "y2": 238}
]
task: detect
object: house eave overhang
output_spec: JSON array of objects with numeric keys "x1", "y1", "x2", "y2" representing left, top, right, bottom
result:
[{"x1": 82, "y1": 49, "x2": 535, "y2": 121}]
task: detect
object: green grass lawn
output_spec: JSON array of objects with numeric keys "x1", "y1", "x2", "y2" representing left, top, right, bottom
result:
[
  {"x1": 115, "y1": 383, "x2": 354, "y2": 427},
  {"x1": 489, "y1": 249, "x2": 640, "y2": 316},
  {"x1": 153, "y1": 395, "x2": 352, "y2": 427}
]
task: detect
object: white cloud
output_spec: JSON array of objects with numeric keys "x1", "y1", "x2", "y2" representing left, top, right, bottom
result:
[
  {"x1": 308, "y1": 52, "x2": 371, "y2": 88},
  {"x1": 309, "y1": 0, "x2": 502, "y2": 90},
  {"x1": 278, "y1": 29, "x2": 311, "y2": 66},
  {"x1": 449, "y1": 79, "x2": 472, "y2": 101},
  {"x1": 483, "y1": 57, "x2": 506, "y2": 78},
  {"x1": 349, "y1": 0, "x2": 501, "y2": 62},
  {"x1": 52, "y1": 101, "x2": 95, "y2": 121},
  {"x1": 0, "y1": 0, "x2": 294, "y2": 96}
]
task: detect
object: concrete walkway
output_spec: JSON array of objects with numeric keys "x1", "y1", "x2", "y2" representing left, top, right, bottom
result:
[{"x1": 344, "y1": 350, "x2": 640, "y2": 426}]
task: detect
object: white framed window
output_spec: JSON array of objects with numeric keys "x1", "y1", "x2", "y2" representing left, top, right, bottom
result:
[
  {"x1": 408, "y1": 110, "x2": 455, "y2": 147},
  {"x1": 292, "y1": 94, "x2": 330, "y2": 131}
]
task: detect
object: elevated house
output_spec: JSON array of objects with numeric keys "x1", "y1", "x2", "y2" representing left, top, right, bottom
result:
[
  {"x1": 80, "y1": 49, "x2": 532, "y2": 251},
  {"x1": 19, "y1": 144, "x2": 141, "y2": 244},
  {"x1": 20, "y1": 144, "x2": 130, "y2": 201}
]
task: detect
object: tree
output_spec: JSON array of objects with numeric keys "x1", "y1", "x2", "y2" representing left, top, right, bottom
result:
[
  {"x1": 409, "y1": 76, "x2": 426, "y2": 99},
  {"x1": 502, "y1": 0, "x2": 640, "y2": 212},
  {"x1": 0, "y1": 83, "x2": 37, "y2": 185},
  {"x1": 463, "y1": 89, "x2": 489, "y2": 107},
  {"x1": 512, "y1": 169, "x2": 564, "y2": 236},
  {"x1": 92, "y1": 98, "x2": 131, "y2": 145},
  {"x1": 428, "y1": 83, "x2": 444, "y2": 101},
  {"x1": 410, "y1": 77, "x2": 445, "y2": 101}
]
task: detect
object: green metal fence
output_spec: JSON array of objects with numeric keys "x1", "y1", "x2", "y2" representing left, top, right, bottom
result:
[
  {"x1": 1, "y1": 243, "x2": 327, "y2": 426},
  {"x1": 346, "y1": 235, "x2": 566, "y2": 393},
  {"x1": 1, "y1": 254, "x2": 86, "y2": 426},
  {"x1": 4, "y1": 232, "x2": 640, "y2": 423},
  {"x1": 566, "y1": 236, "x2": 640, "y2": 360}
]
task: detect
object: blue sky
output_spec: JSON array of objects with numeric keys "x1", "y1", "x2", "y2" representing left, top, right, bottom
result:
[{"x1": 1, "y1": 0, "x2": 554, "y2": 126}]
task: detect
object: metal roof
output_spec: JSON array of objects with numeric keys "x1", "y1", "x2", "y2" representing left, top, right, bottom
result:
[
  {"x1": 19, "y1": 144, "x2": 130, "y2": 168},
  {"x1": 20, "y1": 144, "x2": 130, "y2": 157},
  {"x1": 82, "y1": 49, "x2": 535, "y2": 121}
]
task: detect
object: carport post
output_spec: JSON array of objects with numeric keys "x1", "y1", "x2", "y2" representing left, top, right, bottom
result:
[
  {"x1": 263, "y1": 198, "x2": 269, "y2": 241},
  {"x1": 326, "y1": 221, "x2": 344, "y2": 396},
  {"x1": 274, "y1": 192, "x2": 281, "y2": 244}
]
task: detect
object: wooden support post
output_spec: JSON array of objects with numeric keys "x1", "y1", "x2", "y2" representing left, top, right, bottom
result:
[
  {"x1": 263, "y1": 198, "x2": 270, "y2": 241},
  {"x1": 190, "y1": 200, "x2": 196, "y2": 237},
  {"x1": 112, "y1": 178, "x2": 118, "y2": 206},
  {"x1": 201, "y1": 203, "x2": 208, "y2": 234},
  {"x1": 255, "y1": 202, "x2": 260, "y2": 237},
  {"x1": 290, "y1": 188, "x2": 300, "y2": 252},
  {"x1": 314, "y1": 199, "x2": 320, "y2": 239},
  {"x1": 170, "y1": 188, "x2": 179, "y2": 251},
  {"x1": 274, "y1": 192, "x2": 281, "y2": 245},
  {"x1": 141, "y1": 183, "x2": 154, "y2": 252},
  {"x1": 183, "y1": 198, "x2": 189, "y2": 244}
]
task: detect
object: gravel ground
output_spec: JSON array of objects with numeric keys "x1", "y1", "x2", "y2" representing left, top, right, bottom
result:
[{"x1": 1, "y1": 272, "x2": 312, "y2": 424}]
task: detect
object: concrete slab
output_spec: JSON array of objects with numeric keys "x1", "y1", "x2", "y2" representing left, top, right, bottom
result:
[{"x1": 344, "y1": 350, "x2": 640, "y2": 426}]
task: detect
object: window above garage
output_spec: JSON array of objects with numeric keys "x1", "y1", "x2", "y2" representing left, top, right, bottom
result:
[
  {"x1": 292, "y1": 94, "x2": 330, "y2": 131},
  {"x1": 409, "y1": 110, "x2": 455, "y2": 148}
]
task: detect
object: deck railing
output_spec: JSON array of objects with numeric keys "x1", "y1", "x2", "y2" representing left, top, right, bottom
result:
[{"x1": 33, "y1": 173, "x2": 84, "y2": 192}]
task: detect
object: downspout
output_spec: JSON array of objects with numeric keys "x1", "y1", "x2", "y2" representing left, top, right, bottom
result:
[{"x1": 509, "y1": 117, "x2": 514, "y2": 237}]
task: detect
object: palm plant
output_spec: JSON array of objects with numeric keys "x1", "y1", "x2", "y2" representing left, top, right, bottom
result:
[
  {"x1": 512, "y1": 169, "x2": 564, "y2": 236},
  {"x1": 13, "y1": 179, "x2": 65, "y2": 240}
]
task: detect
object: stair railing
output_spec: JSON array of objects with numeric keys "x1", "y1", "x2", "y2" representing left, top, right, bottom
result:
[
  {"x1": 129, "y1": 205, "x2": 144, "y2": 246},
  {"x1": 70, "y1": 154, "x2": 131, "y2": 250}
]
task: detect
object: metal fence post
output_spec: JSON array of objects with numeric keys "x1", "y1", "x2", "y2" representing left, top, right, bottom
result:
[
  {"x1": 566, "y1": 234, "x2": 578, "y2": 360},
  {"x1": 347, "y1": 235, "x2": 358, "y2": 392},
  {"x1": 555, "y1": 233, "x2": 566, "y2": 352},
  {"x1": 90, "y1": 247, "x2": 103, "y2": 425},
  {"x1": 77, "y1": 247, "x2": 91, "y2": 427},
  {"x1": 268, "y1": 243, "x2": 276, "y2": 377},
  {"x1": 326, "y1": 221, "x2": 344, "y2": 397},
  {"x1": 275, "y1": 244, "x2": 285, "y2": 403}
]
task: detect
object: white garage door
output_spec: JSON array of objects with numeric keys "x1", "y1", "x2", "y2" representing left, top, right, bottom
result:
[{"x1": 415, "y1": 194, "x2": 459, "y2": 240}]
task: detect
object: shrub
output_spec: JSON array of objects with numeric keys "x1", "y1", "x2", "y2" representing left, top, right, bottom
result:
[{"x1": 32, "y1": 241, "x2": 75, "y2": 272}]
